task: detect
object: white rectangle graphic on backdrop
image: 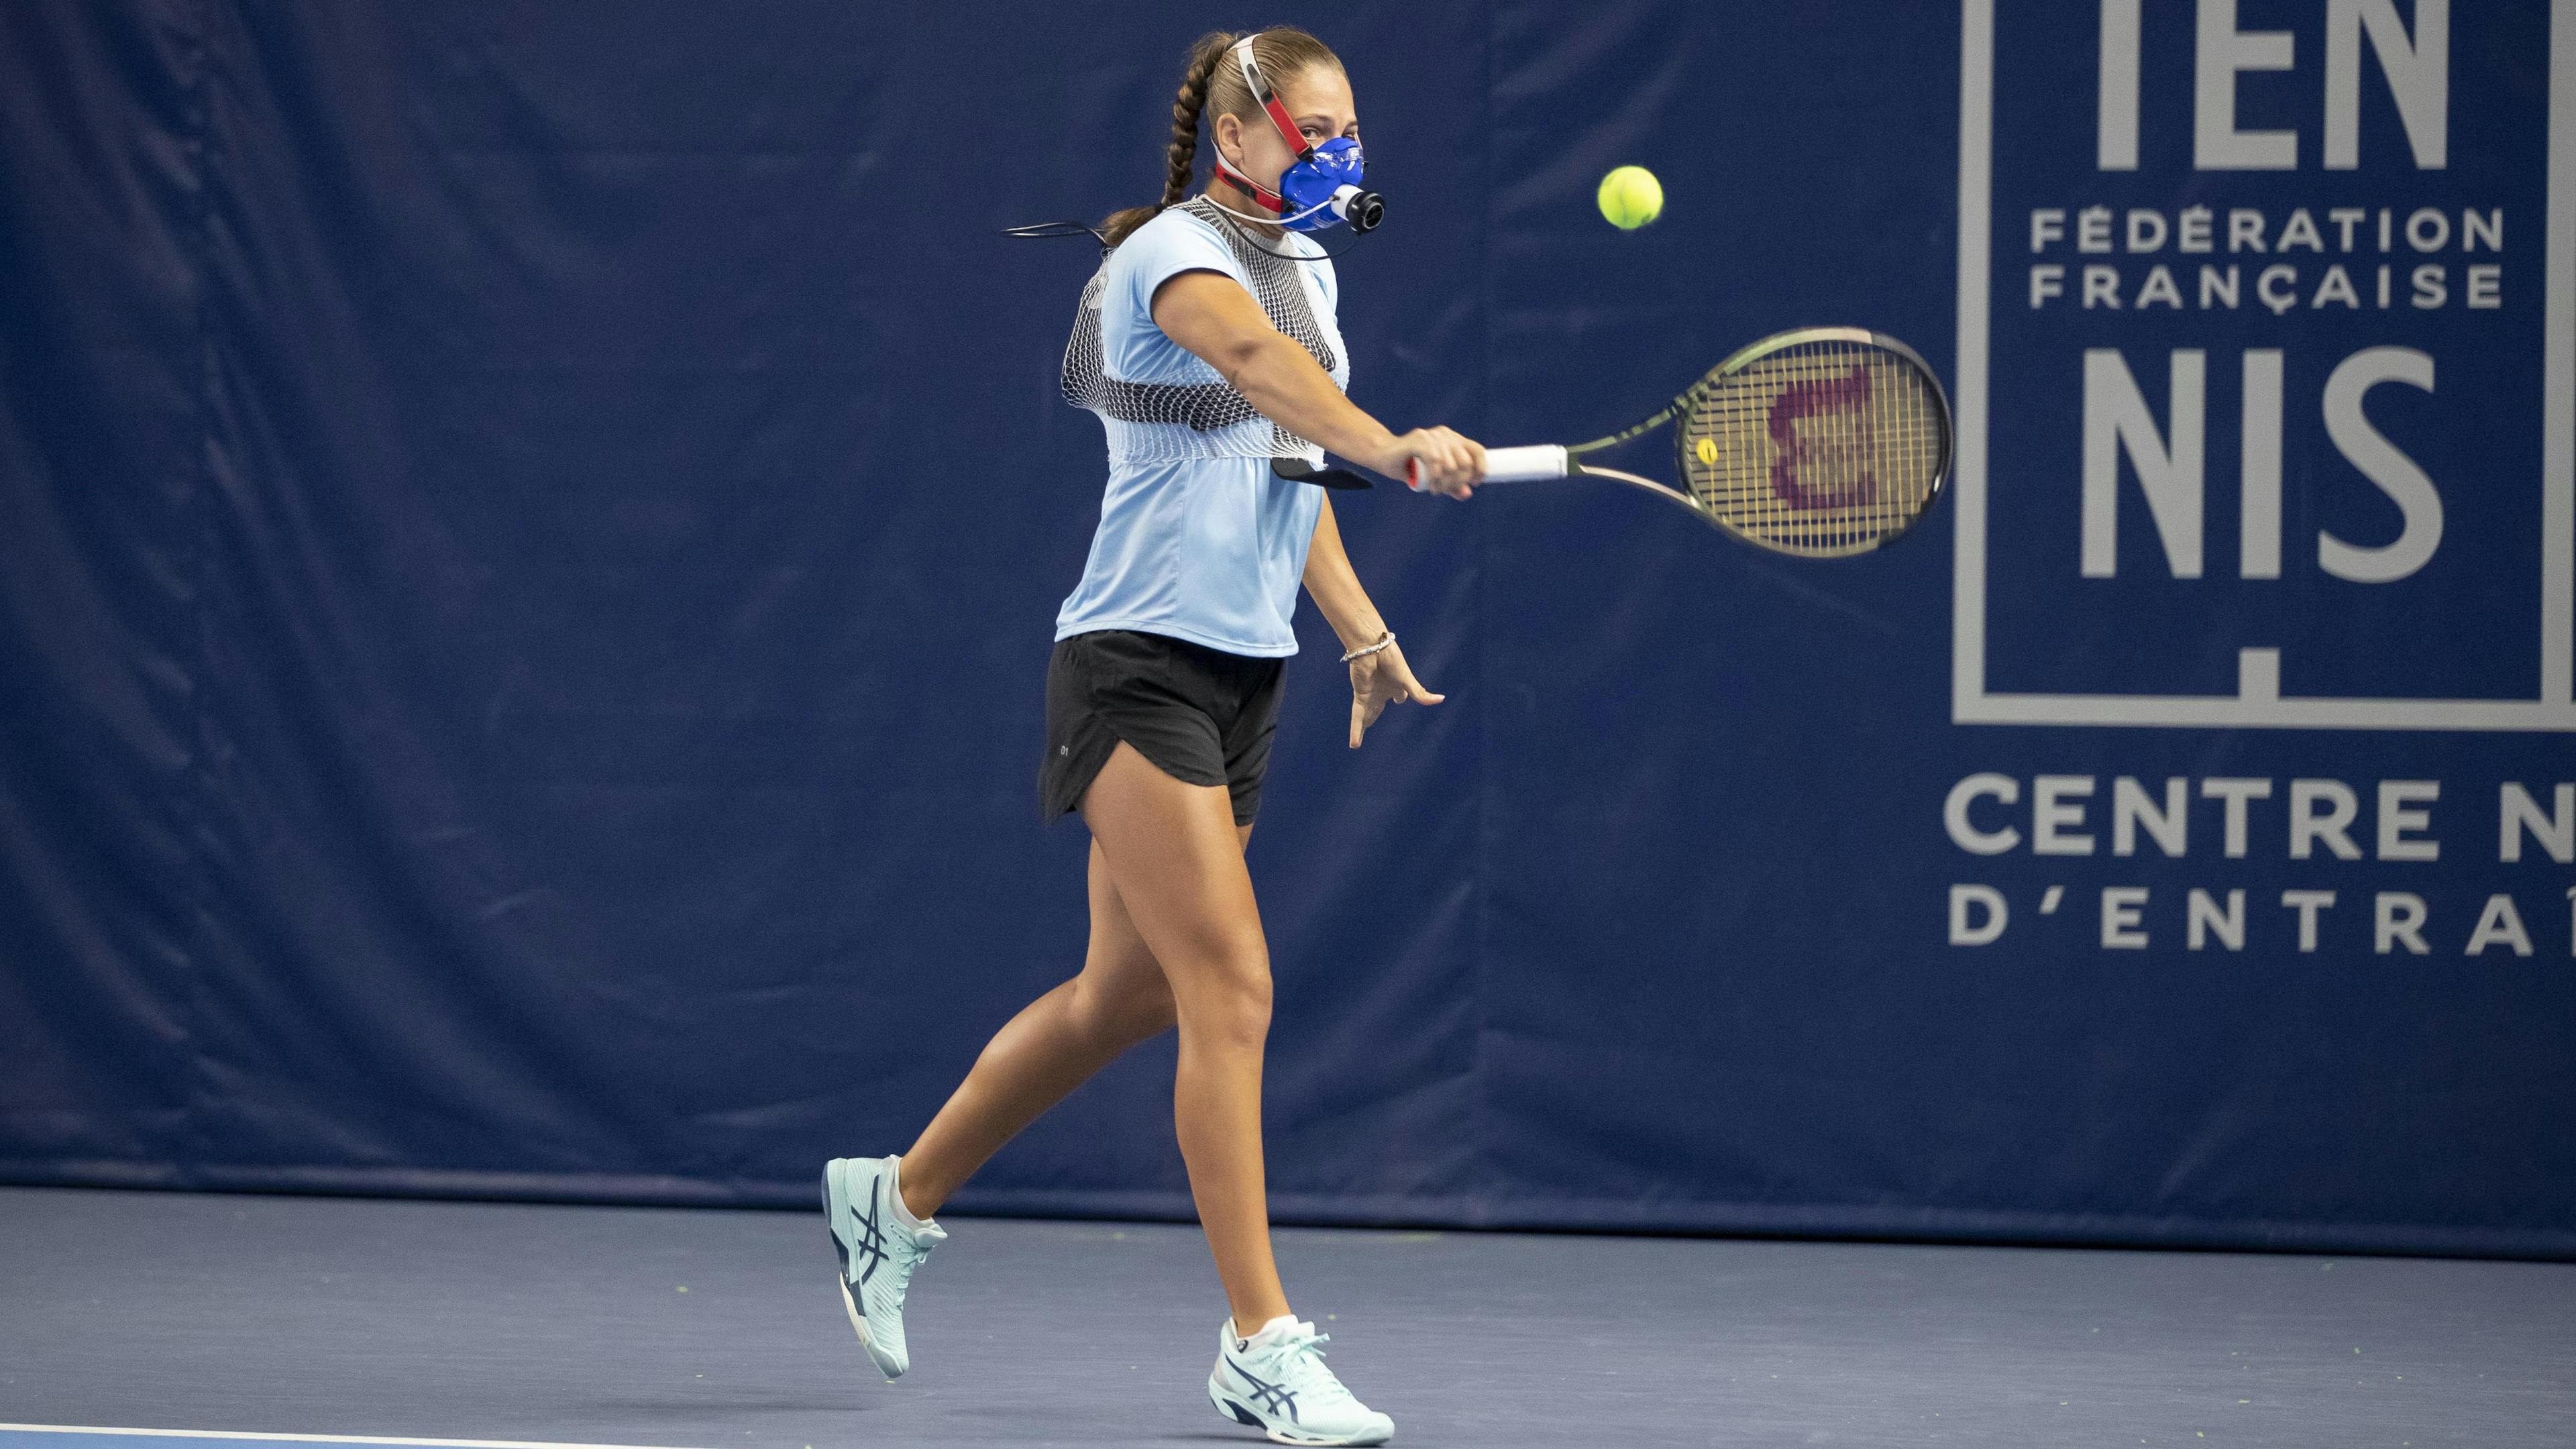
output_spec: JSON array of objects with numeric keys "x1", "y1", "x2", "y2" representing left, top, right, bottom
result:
[{"x1": 1953, "y1": 0, "x2": 2576, "y2": 730}]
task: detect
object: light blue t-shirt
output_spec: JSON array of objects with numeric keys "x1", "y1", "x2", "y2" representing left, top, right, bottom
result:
[{"x1": 1054, "y1": 206, "x2": 1346, "y2": 657}]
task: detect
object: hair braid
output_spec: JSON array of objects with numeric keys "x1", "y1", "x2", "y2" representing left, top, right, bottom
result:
[
  {"x1": 1101, "y1": 32, "x2": 1236, "y2": 248},
  {"x1": 1160, "y1": 33, "x2": 1230, "y2": 205}
]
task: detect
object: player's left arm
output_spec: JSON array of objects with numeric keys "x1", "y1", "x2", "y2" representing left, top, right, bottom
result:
[{"x1": 1302, "y1": 495, "x2": 1443, "y2": 749}]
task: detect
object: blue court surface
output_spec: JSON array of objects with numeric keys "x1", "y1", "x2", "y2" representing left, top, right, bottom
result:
[{"x1": 3, "y1": 1185, "x2": 2572, "y2": 1448}]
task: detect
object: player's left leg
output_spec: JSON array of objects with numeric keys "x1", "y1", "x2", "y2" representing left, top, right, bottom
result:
[
  {"x1": 899, "y1": 833, "x2": 1196, "y2": 1213},
  {"x1": 823, "y1": 828, "x2": 1212, "y2": 1380}
]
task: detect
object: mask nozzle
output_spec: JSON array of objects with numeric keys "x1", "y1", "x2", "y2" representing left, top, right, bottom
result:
[{"x1": 1332, "y1": 185, "x2": 1385, "y2": 233}]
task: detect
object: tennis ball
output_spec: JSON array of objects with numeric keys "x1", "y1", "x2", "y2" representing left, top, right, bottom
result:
[{"x1": 1597, "y1": 165, "x2": 1663, "y2": 229}]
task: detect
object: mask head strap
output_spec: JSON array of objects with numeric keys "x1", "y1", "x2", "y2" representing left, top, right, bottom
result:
[
  {"x1": 1210, "y1": 34, "x2": 1310, "y2": 218},
  {"x1": 1232, "y1": 35, "x2": 1316, "y2": 162}
]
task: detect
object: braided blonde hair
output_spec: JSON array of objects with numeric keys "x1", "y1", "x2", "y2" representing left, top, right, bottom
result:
[{"x1": 1099, "y1": 27, "x2": 1345, "y2": 248}]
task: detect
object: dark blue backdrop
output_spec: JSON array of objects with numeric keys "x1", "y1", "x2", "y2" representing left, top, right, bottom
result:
[{"x1": 3, "y1": 0, "x2": 2569, "y2": 1257}]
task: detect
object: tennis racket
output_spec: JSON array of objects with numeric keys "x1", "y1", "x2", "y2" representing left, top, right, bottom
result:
[{"x1": 1409, "y1": 327, "x2": 1954, "y2": 557}]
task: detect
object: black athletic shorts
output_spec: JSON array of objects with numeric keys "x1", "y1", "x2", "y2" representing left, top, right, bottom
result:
[{"x1": 1040, "y1": 629, "x2": 1285, "y2": 826}]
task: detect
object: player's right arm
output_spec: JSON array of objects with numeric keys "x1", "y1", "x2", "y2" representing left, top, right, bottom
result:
[{"x1": 1150, "y1": 270, "x2": 1482, "y2": 496}]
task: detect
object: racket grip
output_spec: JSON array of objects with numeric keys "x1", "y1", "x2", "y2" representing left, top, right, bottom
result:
[{"x1": 1479, "y1": 445, "x2": 1570, "y2": 483}]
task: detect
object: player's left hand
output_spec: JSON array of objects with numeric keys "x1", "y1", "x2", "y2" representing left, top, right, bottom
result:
[{"x1": 1348, "y1": 639, "x2": 1443, "y2": 748}]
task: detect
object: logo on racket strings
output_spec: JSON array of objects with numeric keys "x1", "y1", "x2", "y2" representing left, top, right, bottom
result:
[{"x1": 1767, "y1": 368, "x2": 1879, "y2": 511}]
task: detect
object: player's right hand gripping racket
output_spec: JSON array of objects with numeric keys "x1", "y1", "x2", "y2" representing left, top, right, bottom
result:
[{"x1": 1442, "y1": 327, "x2": 1954, "y2": 557}]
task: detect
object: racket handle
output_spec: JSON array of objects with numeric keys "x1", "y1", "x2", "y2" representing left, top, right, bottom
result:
[
  {"x1": 1479, "y1": 444, "x2": 1570, "y2": 483},
  {"x1": 1405, "y1": 443, "x2": 1568, "y2": 489}
]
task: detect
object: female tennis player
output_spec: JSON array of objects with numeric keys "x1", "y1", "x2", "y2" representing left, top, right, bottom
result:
[{"x1": 820, "y1": 26, "x2": 1479, "y2": 1448}]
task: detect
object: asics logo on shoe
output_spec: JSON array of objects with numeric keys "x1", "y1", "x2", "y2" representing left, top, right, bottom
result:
[
  {"x1": 849, "y1": 1179, "x2": 892, "y2": 1289},
  {"x1": 1226, "y1": 1362, "x2": 1299, "y2": 1421}
]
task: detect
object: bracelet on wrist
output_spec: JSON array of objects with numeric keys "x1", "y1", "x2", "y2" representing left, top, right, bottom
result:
[{"x1": 1339, "y1": 630, "x2": 1395, "y2": 663}]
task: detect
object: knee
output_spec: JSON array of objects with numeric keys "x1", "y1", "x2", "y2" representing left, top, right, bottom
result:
[{"x1": 1181, "y1": 966, "x2": 1272, "y2": 1052}]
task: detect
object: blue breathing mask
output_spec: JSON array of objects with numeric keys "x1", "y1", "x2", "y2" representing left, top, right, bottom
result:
[
  {"x1": 1277, "y1": 137, "x2": 1377, "y2": 233},
  {"x1": 1210, "y1": 36, "x2": 1385, "y2": 234}
]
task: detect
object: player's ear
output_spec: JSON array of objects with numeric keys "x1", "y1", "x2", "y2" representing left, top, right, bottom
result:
[{"x1": 1210, "y1": 111, "x2": 1243, "y2": 170}]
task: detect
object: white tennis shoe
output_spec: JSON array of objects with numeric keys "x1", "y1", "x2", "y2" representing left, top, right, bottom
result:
[
  {"x1": 821, "y1": 1155, "x2": 946, "y2": 1380},
  {"x1": 1207, "y1": 1315, "x2": 1395, "y2": 1446}
]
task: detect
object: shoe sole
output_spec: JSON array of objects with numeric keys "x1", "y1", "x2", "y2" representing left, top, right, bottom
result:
[
  {"x1": 822, "y1": 1161, "x2": 904, "y2": 1382},
  {"x1": 1208, "y1": 1381, "x2": 1392, "y2": 1446}
]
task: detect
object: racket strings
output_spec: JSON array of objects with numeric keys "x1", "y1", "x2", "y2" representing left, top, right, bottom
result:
[{"x1": 1679, "y1": 339, "x2": 1947, "y2": 557}]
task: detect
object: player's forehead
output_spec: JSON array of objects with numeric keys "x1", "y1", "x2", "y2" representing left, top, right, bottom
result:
[{"x1": 1272, "y1": 63, "x2": 1355, "y2": 131}]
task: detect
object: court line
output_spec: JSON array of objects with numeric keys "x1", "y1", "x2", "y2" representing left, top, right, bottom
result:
[{"x1": 0, "y1": 1426, "x2": 702, "y2": 1449}]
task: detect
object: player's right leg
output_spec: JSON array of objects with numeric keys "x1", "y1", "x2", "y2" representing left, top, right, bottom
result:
[
  {"x1": 1080, "y1": 742, "x2": 1393, "y2": 1446},
  {"x1": 1080, "y1": 741, "x2": 1287, "y2": 1330}
]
